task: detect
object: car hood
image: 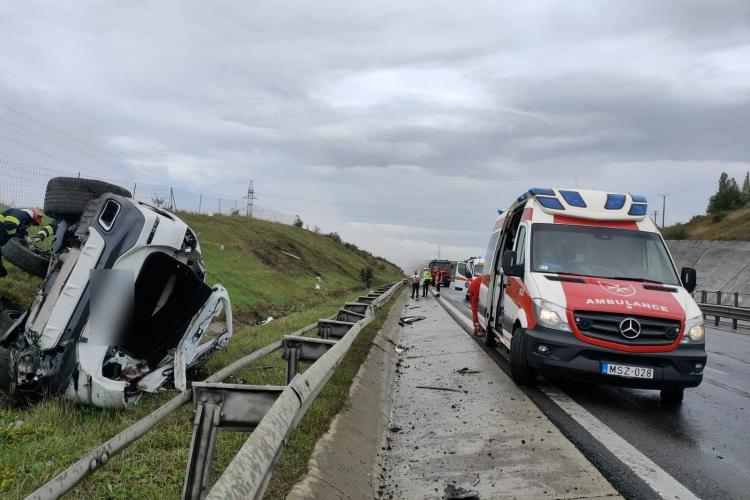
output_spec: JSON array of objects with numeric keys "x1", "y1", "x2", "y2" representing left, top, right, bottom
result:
[{"x1": 529, "y1": 273, "x2": 698, "y2": 321}]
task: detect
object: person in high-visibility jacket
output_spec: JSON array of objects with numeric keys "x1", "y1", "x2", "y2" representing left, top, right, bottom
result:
[
  {"x1": 0, "y1": 207, "x2": 46, "y2": 277},
  {"x1": 421, "y1": 268, "x2": 431, "y2": 297}
]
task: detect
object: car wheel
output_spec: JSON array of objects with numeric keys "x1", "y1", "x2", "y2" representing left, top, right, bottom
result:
[
  {"x1": 2, "y1": 238, "x2": 50, "y2": 278},
  {"x1": 660, "y1": 388, "x2": 684, "y2": 406},
  {"x1": 510, "y1": 326, "x2": 536, "y2": 385},
  {"x1": 0, "y1": 347, "x2": 11, "y2": 393},
  {"x1": 44, "y1": 177, "x2": 131, "y2": 220}
]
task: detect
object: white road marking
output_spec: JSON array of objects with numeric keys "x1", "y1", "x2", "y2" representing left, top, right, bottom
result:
[
  {"x1": 436, "y1": 292, "x2": 700, "y2": 500},
  {"x1": 540, "y1": 385, "x2": 699, "y2": 500},
  {"x1": 705, "y1": 366, "x2": 728, "y2": 376}
]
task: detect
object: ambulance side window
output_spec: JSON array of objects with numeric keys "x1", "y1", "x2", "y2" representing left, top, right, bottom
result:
[
  {"x1": 486, "y1": 233, "x2": 500, "y2": 272},
  {"x1": 515, "y1": 225, "x2": 527, "y2": 269}
]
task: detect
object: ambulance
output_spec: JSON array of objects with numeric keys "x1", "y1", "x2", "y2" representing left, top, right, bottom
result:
[{"x1": 477, "y1": 188, "x2": 706, "y2": 404}]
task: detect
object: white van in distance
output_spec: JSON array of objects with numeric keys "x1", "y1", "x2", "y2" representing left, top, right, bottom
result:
[{"x1": 477, "y1": 188, "x2": 706, "y2": 405}]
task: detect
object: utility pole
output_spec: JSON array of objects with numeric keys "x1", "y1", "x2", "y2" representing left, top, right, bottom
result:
[
  {"x1": 243, "y1": 180, "x2": 257, "y2": 217},
  {"x1": 437, "y1": 245, "x2": 441, "y2": 259},
  {"x1": 652, "y1": 210, "x2": 660, "y2": 225},
  {"x1": 659, "y1": 194, "x2": 668, "y2": 229}
]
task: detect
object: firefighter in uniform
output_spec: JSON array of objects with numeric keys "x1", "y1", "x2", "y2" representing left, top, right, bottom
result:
[{"x1": 0, "y1": 207, "x2": 54, "y2": 277}]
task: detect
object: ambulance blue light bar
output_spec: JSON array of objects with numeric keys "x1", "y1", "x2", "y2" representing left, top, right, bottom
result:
[
  {"x1": 605, "y1": 194, "x2": 626, "y2": 210},
  {"x1": 628, "y1": 203, "x2": 648, "y2": 216},
  {"x1": 631, "y1": 194, "x2": 648, "y2": 203},
  {"x1": 559, "y1": 190, "x2": 587, "y2": 208},
  {"x1": 529, "y1": 188, "x2": 556, "y2": 196},
  {"x1": 537, "y1": 196, "x2": 565, "y2": 210}
]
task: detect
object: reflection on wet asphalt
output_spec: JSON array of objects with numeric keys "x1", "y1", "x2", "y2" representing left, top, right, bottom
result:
[{"x1": 440, "y1": 286, "x2": 750, "y2": 500}]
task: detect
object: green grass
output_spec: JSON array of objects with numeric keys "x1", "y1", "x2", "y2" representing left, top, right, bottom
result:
[
  {"x1": 0, "y1": 207, "x2": 404, "y2": 498},
  {"x1": 663, "y1": 207, "x2": 750, "y2": 241}
]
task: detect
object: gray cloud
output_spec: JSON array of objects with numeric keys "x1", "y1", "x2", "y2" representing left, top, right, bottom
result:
[{"x1": 0, "y1": 0, "x2": 749, "y2": 270}]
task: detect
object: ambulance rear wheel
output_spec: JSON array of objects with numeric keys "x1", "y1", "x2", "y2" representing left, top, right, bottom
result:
[{"x1": 510, "y1": 327, "x2": 536, "y2": 386}]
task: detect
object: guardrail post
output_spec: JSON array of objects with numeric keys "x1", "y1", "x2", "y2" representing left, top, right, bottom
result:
[
  {"x1": 183, "y1": 394, "x2": 223, "y2": 500},
  {"x1": 285, "y1": 340, "x2": 301, "y2": 384},
  {"x1": 733, "y1": 292, "x2": 739, "y2": 329},
  {"x1": 701, "y1": 290, "x2": 707, "y2": 303},
  {"x1": 715, "y1": 291, "x2": 722, "y2": 326}
]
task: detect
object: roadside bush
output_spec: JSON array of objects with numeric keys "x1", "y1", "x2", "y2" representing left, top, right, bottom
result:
[
  {"x1": 663, "y1": 223, "x2": 689, "y2": 240},
  {"x1": 711, "y1": 211, "x2": 727, "y2": 223}
]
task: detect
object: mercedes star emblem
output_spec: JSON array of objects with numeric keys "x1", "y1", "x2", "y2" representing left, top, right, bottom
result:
[{"x1": 619, "y1": 318, "x2": 642, "y2": 339}]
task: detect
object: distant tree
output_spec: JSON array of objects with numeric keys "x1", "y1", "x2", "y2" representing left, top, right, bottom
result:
[
  {"x1": 359, "y1": 266, "x2": 374, "y2": 288},
  {"x1": 152, "y1": 195, "x2": 166, "y2": 208},
  {"x1": 707, "y1": 172, "x2": 744, "y2": 213},
  {"x1": 293, "y1": 215, "x2": 304, "y2": 228},
  {"x1": 326, "y1": 232, "x2": 342, "y2": 244},
  {"x1": 742, "y1": 172, "x2": 750, "y2": 204},
  {"x1": 313, "y1": 225, "x2": 321, "y2": 233}
]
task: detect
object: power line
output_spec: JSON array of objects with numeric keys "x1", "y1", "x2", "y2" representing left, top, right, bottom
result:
[
  {"x1": 0, "y1": 132, "x2": 103, "y2": 175},
  {"x1": 0, "y1": 102, "x2": 122, "y2": 160},
  {"x1": 0, "y1": 115, "x2": 128, "y2": 170}
]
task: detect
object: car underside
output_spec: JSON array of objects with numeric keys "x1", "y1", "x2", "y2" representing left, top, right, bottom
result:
[{"x1": 0, "y1": 177, "x2": 232, "y2": 409}]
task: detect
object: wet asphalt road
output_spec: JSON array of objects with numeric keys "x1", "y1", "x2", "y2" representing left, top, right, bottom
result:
[{"x1": 439, "y1": 285, "x2": 750, "y2": 500}]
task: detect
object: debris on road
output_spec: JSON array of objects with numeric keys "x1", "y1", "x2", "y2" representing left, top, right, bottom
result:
[
  {"x1": 444, "y1": 483, "x2": 480, "y2": 499},
  {"x1": 416, "y1": 385, "x2": 463, "y2": 393},
  {"x1": 399, "y1": 315, "x2": 426, "y2": 326},
  {"x1": 389, "y1": 425, "x2": 402, "y2": 433},
  {"x1": 456, "y1": 367, "x2": 480, "y2": 375}
]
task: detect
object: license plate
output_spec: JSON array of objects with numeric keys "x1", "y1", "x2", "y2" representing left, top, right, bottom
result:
[{"x1": 601, "y1": 362, "x2": 654, "y2": 379}]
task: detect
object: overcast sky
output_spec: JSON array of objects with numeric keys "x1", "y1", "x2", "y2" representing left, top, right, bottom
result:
[{"x1": 1, "y1": 1, "x2": 749, "y2": 271}]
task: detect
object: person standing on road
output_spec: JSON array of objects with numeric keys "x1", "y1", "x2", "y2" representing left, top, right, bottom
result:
[
  {"x1": 468, "y1": 276, "x2": 483, "y2": 335},
  {"x1": 0, "y1": 207, "x2": 44, "y2": 277},
  {"x1": 421, "y1": 268, "x2": 431, "y2": 297},
  {"x1": 411, "y1": 270, "x2": 421, "y2": 299},
  {"x1": 434, "y1": 269, "x2": 442, "y2": 296}
]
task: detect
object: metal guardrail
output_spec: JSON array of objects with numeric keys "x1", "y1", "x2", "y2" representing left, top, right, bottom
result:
[
  {"x1": 699, "y1": 303, "x2": 750, "y2": 329},
  {"x1": 205, "y1": 280, "x2": 403, "y2": 500},
  {"x1": 27, "y1": 281, "x2": 403, "y2": 500}
]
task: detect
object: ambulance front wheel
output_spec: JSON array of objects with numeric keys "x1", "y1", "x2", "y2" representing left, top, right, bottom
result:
[{"x1": 510, "y1": 326, "x2": 536, "y2": 386}]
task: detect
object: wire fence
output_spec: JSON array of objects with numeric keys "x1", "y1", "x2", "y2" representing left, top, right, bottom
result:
[{"x1": 0, "y1": 157, "x2": 296, "y2": 224}]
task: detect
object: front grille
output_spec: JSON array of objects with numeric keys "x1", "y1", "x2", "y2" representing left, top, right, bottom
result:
[{"x1": 573, "y1": 311, "x2": 681, "y2": 346}]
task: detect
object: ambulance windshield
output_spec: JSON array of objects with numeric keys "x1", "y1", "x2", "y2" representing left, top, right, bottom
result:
[{"x1": 530, "y1": 224, "x2": 680, "y2": 286}]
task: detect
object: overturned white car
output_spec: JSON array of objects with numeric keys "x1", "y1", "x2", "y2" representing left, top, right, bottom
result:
[{"x1": 0, "y1": 177, "x2": 232, "y2": 409}]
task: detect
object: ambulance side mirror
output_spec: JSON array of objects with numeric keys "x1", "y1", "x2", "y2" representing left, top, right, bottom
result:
[
  {"x1": 502, "y1": 251, "x2": 522, "y2": 278},
  {"x1": 681, "y1": 267, "x2": 697, "y2": 293}
]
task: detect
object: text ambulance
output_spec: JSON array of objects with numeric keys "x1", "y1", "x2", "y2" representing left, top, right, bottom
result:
[{"x1": 477, "y1": 188, "x2": 706, "y2": 405}]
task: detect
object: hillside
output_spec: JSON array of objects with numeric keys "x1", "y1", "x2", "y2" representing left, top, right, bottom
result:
[
  {"x1": 0, "y1": 207, "x2": 403, "y2": 499},
  {"x1": 0, "y1": 205, "x2": 404, "y2": 319},
  {"x1": 663, "y1": 207, "x2": 750, "y2": 241}
]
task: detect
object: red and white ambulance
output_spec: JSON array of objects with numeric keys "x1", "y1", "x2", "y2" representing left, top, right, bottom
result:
[{"x1": 477, "y1": 188, "x2": 706, "y2": 404}]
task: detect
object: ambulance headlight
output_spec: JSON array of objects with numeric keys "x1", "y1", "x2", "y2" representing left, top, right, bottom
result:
[
  {"x1": 682, "y1": 315, "x2": 705, "y2": 344},
  {"x1": 534, "y1": 299, "x2": 571, "y2": 332}
]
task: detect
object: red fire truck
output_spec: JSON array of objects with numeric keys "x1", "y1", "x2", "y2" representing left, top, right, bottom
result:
[{"x1": 429, "y1": 259, "x2": 453, "y2": 287}]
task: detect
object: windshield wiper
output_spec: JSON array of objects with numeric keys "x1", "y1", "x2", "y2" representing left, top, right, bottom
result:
[{"x1": 609, "y1": 276, "x2": 663, "y2": 284}]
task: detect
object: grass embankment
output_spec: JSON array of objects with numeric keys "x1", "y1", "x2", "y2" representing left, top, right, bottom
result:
[
  {"x1": 0, "y1": 209, "x2": 404, "y2": 499},
  {"x1": 663, "y1": 207, "x2": 750, "y2": 241}
]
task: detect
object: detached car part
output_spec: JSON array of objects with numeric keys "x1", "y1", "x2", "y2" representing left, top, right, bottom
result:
[{"x1": 0, "y1": 177, "x2": 232, "y2": 409}]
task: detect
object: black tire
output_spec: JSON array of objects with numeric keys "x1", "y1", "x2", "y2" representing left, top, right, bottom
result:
[
  {"x1": 510, "y1": 327, "x2": 536, "y2": 385},
  {"x1": 0, "y1": 310, "x2": 22, "y2": 333},
  {"x1": 44, "y1": 177, "x2": 131, "y2": 220},
  {"x1": 0, "y1": 347, "x2": 11, "y2": 394},
  {"x1": 660, "y1": 388, "x2": 684, "y2": 406},
  {"x1": 2, "y1": 238, "x2": 50, "y2": 278},
  {"x1": 485, "y1": 324, "x2": 497, "y2": 348}
]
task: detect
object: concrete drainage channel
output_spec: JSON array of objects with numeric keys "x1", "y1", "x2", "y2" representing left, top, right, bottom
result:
[{"x1": 27, "y1": 281, "x2": 404, "y2": 500}]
